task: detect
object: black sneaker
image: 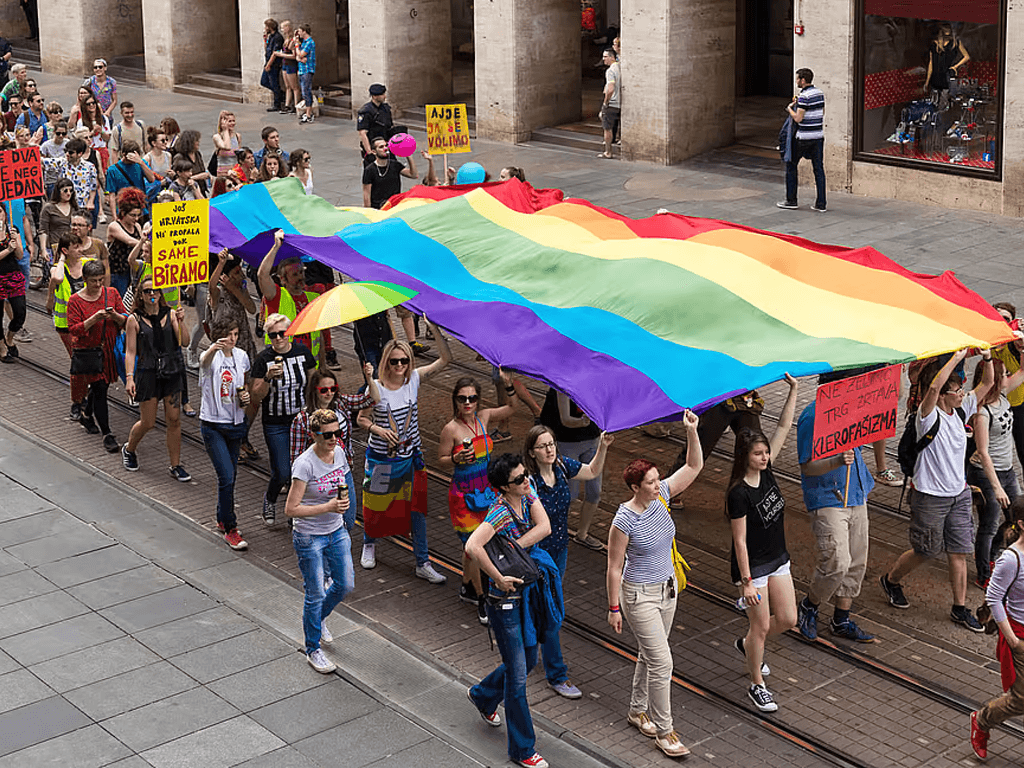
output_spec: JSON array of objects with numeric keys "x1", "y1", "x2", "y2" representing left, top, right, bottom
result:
[
  {"x1": 458, "y1": 582, "x2": 478, "y2": 605},
  {"x1": 169, "y1": 465, "x2": 192, "y2": 482},
  {"x1": 477, "y1": 598, "x2": 489, "y2": 626},
  {"x1": 103, "y1": 434, "x2": 119, "y2": 453},
  {"x1": 797, "y1": 598, "x2": 818, "y2": 640},
  {"x1": 775, "y1": 200, "x2": 799, "y2": 210},
  {"x1": 325, "y1": 349, "x2": 339, "y2": 367},
  {"x1": 262, "y1": 495, "x2": 277, "y2": 526},
  {"x1": 880, "y1": 574, "x2": 909, "y2": 609},
  {"x1": 121, "y1": 443, "x2": 139, "y2": 471},
  {"x1": 79, "y1": 415, "x2": 100, "y2": 434},
  {"x1": 829, "y1": 618, "x2": 876, "y2": 643},
  {"x1": 951, "y1": 606, "x2": 985, "y2": 633},
  {"x1": 734, "y1": 636, "x2": 770, "y2": 676},
  {"x1": 748, "y1": 683, "x2": 778, "y2": 712},
  {"x1": 69, "y1": 402, "x2": 82, "y2": 422}
]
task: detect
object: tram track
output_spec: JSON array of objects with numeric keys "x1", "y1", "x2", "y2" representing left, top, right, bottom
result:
[{"x1": 17, "y1": 297, "x2": 1023, "y2": 764}]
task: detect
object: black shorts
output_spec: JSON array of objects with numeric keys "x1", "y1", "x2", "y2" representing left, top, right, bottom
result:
[
  {"x1": 601, "y1": 106, "x2": 620, "y2": 132},
  {"x1": 135, "y1": 370, "x2": 182, "y2": 403}
]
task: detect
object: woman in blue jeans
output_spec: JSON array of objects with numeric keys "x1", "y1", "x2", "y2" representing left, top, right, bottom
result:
[
  {"x1": 967, "y1": 355, "x2": 1024, "y2": 585},
  {"x1": 285, "y1": 409, "x2": 355, "y2": 674},
  {"x1": 198, "y1": 318, "x2": 251, "y2": 550},
  {"x1": 465, "y1": 453, "x2": 555, "y2": 768}
]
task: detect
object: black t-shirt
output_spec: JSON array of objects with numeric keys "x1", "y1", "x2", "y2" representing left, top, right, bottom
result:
[
  {"x1": 362, "y1": 159, "x2": 405, "y2": 210},
  {"x1": 251, "y1": 343, "x2": 316, "y2": 424},
  {"x1": 728, "y1": 466, "x2": 789, "y2": 583},
  {"x1": 356, "y1": 101, "x2": 394, "y2": 141},
  {"x1": 539, "y1": 388, "x2": 601, "y2": 443}
]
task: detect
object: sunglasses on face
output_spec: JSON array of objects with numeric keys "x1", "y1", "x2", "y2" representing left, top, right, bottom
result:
[
  {"x1": 56, "y1": 132, "x2": 67, "y2": 137},
  {"x1": 267, "y1": 330, "x2": 287, "y2": 339},
  {"x1": 316, "y1": 429, "x2": 342, "y2": 440},
  {"x1": 388, "y1": 357, "x2": 410, "y2": 367},
  {"x1": 94, "y1": 65, "x2": 105, "y2": 70},
  {"x1": 455, "y1": 394, "x2": 478, "y2": 404},
  {"x1": 141, "y1": 288, "x2": 160, "y2": 296},
  {"x1": 317, "y1": 385, "x2": 338, "y2": 394},
  {"x1": 508, "y1": 472, "x2": 530, "y2": 486}
]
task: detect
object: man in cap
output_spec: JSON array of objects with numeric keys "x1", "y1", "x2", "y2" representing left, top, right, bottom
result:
[{"x1": 356, "y1": 84, "x2": 406, "y2": 165}]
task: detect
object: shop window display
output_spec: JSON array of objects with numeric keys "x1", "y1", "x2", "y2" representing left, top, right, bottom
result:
[{"x1": 858, "y1": 1, "x2": 1002, "y2": 173}]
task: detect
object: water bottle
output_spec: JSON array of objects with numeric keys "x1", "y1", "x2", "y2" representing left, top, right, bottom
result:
[{"x1": 736, "y1": 595, "x2": 761, "y2": 610}]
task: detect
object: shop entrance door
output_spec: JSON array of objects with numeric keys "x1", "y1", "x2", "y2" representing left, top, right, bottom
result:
[{"x1": 735, "y1": 0, "x2": 793, "y2": 153}]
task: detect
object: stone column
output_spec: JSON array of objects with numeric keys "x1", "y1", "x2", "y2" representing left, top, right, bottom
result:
[
  {"x1": 620, "y1": 0, "x2": 735, "y2": 164},
  {"x1": 38, "y1": 0, "x2": 143, "y2": 77},
  {"x1": 1001, "y1": 2, "x2": 1024, "y2": 217},
  {"x1": 349, "y1": 0, "x2": 452, "y2": 119},
  {"x1": 793, "y1": 0, "x2": 854, "y2": 193},
  {"x1": 142, "y1": 0, "x2": 240, "y2": 91},
  {"x1": 474, "y1": 0, "x2": 580, "y2": 143},
  {"x1": 238, "y1": 1, "x2": 337, "y2": 104}
]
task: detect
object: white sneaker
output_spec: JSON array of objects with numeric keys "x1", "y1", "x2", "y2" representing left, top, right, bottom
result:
[
  {"x1": 321, "y1": 621, "x2": 333, "y2": 643},
  {"x1": 415, "y1": 562, "x2": 447, "y2": 584},
  {"x1": 307, "y1": 648, "x2": 336, "y2": 674},
  {"x1": 360, "y1": 543, "x2": 376, "y2": 569},
  {"x1": 185, "y1": 348, "x2": 200, "y2": 370},
  {"x1": 98, "y1": 211, "x2": 108, "y2": 224},
  {"x1": 14, "y1": 328, "x2": 32, "y2": 343}
]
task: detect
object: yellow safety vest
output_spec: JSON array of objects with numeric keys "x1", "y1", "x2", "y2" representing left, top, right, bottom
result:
[
  {"x1": 265, "y1": 287, "x2": 321, "y2": 358},
  {"x1": 52, "y1": 258, "x2": 95, "y2": 330},
  {"x1": 138, "y1": 262, "x2": 180, "y2": 305}
]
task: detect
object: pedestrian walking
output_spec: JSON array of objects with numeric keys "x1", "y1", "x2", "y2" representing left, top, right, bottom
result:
[{"x1": 777, "y1": 68, "x2": 826, "y2": 212}]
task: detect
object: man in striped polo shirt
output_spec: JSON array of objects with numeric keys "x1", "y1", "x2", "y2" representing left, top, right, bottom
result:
[{"x1": 778, "y1": 68, "x2": 826, "y2": 212}]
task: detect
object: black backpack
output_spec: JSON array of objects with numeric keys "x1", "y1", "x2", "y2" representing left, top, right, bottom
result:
[{"x1": 896, "y1": 406, "x2": 966, "y2": 510}]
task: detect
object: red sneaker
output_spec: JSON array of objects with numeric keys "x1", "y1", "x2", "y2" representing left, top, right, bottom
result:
[
  {"x1": 224, "y1": 529, "x2": 248, "y2": 551},
  {"x1": 517, "y1": 754, "x2": 548, "y2": 768},
  {"x1": 970, "y1": 710, "x2": 989, "y2": 759}
]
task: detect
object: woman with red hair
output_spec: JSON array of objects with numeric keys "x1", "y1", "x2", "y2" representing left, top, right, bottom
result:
[{"x1": 105, "y1": 187, "x2": 146, "y2": 298}]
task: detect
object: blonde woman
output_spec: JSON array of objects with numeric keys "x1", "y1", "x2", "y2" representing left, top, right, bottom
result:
[{"x1": 212, "y1": 110, "x2": 241, "y2": 177}]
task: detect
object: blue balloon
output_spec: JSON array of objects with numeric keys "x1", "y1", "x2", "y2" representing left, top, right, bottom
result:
[{"x1": 455, "y1": 162, "x2": 486, "y2": 185}]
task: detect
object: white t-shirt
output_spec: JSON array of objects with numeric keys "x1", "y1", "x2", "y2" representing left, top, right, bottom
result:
[
  {"x1": 291, "y1": 444, "x2": 349, "y2": 536},
  {"x1": 914, "y1": 391, "x2": 977, "y2": 497},
  {"x1": 970, "y1": 395, "x2": 1015, "y2": 472},
  {"x1": 198, "y1": 349, "x2": 250, "y2": 425},
  {"x1": 366, "y1": 370, "x2": 421, "y2": 458}
]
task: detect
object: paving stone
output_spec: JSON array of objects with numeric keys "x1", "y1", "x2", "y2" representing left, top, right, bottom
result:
[
  {"x1": 6, "y1": 527, "x2": 116, "y2": 567},
  {"x1": 0, "y1": 612, "x2": 124, "y2": 667},
  {"x1": 293, "y1": 708, "x2": 432, "y2": 767},
  {"x1": 99, "y1": 583, "x2": 218, "y2": 634},
  {"x1": 0, "y1": 668, "x2": 57, "y2": 715},
  {"x1": 0, "y1": 482, "x2": 55, "y2": 523},
  {"x1": 66, "y1": 564, "x2": 183, "y2": 610},
  {"x1": 371, "y1": 736, "x2": 485, "y2": 768},
  {"x1": 0, "y1": 568, "x2": 61, "y2": 608},
  {"x1": 63, "y1": 660, "x2": 196, "y2": 722},
  {"x1": 0, "y1": 508, "x2": 86, "y2": 548},
  {"x1": 168, "y1": 628, "x2": 294, "y2": 684},
  {"x1": 29, "y1": 635, "x2": 161, "y2": 693},
  {"x1": 234, "y1": 746, "x2": 321, "y2": 768},
  {"x1": 34, "y1": 544, "x2": 149, "y2": 588},
  {"x1": 206, "y1": 653, "x2": 333, "y2": 712},
  {"x1": 140, "y1": 714, "x2": 285, "y2": 768},
  {"x1": 0, "y1": 696, "x2": 91, "y2": 758},
  {"x1": 248, "y1": 679, "x2": 380, "y2": 743},
  {"x1": 0, "y1": 649, "x2": 17, "y2": 677},
  {"x1": 104, "y1": 686, "x2": 241, "y2": 753},
  {"x1": 0, "y1": 550, "x2": 25, "y2": 578},
  {"x1": 0, "y1": 723, "x2": 131, "y2": 768},
  {"x1": 133, "y1": 605, "x2": 258, "y2": 658}
]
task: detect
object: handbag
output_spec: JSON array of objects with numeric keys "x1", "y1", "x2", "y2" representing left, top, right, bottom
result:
[
  {"x1": 978, "y1": 549, "x2": 1021, "y2": 634},
  {"x1": 156, "y1": 349, "x2": 184, "y2": 378},
  {"x1": 659, "y1": 492, "x2": 691, "y2": 590},
  {"x1": 70, "y1": 347, "x2": 103, "y2": 375},
  {"x1": 460, "y1": 418, "x2": 496, "y2": 512},
  {"x1": 484, "y1": 534, "x2": 541, "y2": 586}
]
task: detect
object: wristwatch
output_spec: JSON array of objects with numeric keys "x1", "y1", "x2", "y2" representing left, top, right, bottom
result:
[{"x1": 740, "y1": 576, "x2": 751, "y2": 586}]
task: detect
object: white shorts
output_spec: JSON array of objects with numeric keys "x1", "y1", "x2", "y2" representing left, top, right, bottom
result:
[{"x1": 736, "y1": 559, "x2": 791, "y2": 590}]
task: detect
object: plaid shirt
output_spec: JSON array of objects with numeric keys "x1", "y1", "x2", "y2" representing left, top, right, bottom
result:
[
  {"x1": 297, "y1": 37, "x2": 316, "y2": 75},
  {"x1": 289, "y1": 393, "x2": 375, "y2": 467}
]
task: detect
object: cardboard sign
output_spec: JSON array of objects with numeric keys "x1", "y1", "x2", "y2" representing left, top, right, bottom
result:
[
  {"x1": 0, "y1": 147, "x2": 44, "y2": 202},
  {"x1": 811, "y1": 365, "x2": 900, "y2": 460},
  {"x1": 426, "y1": 103, "x2": 472, "y2": 154},
  {"x1": 151, "y1": 199, "x2": 209, "y2": 290}
]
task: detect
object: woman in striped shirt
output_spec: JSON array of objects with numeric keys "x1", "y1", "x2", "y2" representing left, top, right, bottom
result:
[{"x1": 606, "y1": 409, "x2": 702, "y2": 760}]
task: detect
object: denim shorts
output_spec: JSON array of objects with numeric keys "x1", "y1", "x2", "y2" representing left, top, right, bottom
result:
[{"x1": 909, "y1": 487, "x2": 974, "y2": 557}]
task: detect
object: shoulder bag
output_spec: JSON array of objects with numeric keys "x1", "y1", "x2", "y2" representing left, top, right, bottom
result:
[{"x1": 484, "y1": 534, "x2": 541, "y2": 586}]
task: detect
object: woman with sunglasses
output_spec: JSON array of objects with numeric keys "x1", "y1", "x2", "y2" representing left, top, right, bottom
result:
[
  {"x1": 438, "y1": 373, "x2": 518, "y2": 623},
  {"x1": 290, "y1": 366, "x2": 381, "y2": 531},
  {"x1": 39, "y1": 119, "x2": 69, "y2": 196},
  {"x1": 251, "y1": 312, "x2": 318, "y2": 527},
  {"x1": 75, "y1": 93, "x2": 111, "y2": 214},
  {"x1": 288, "y1": 149, "x2": 313, "y2": 195},
  {"x1": 198, "y1": 317, "x2": 252, "y2": 551},
  {"x1": 143, "y1": 127, "x2": 172, "y2": 178},
  {"x1": 465, "y1": 452, "x2": 555, "y2": 768},
  {"x1": 285, "y1": 408, "x2": 355, "y2": 674},
  {"x1": 66, "y1": 259, "x2": 125, "y2": 451},
  {"x1": 38, "y1": 179, "x2": 77, "y2": 262},
  {"x1": 122, "y1": 274, "x2": 190, "y2": 481},
  {"x1": 356, "y1": 329, "x2": 451, "y2": 579}
]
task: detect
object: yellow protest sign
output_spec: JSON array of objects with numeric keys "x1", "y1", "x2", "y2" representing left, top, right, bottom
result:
[
  {"x1": 426, "y1": 103, "x2": 472, "y2": 154},
  {"x1": 151, "y1": 199, "x2": 210, "y2": 290}
]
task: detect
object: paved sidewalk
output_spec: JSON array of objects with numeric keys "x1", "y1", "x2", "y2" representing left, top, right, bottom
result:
[{"x1": 0, "y1": 419, "x2": 610, "y2": 768}]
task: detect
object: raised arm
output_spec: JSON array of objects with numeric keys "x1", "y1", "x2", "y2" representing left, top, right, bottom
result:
[
  {"x1": 256, "y1": 229, "x2": 285, "y2": 301},
  {"x1": 768, "y1": 374, "x2": 799, "y2": 459},
  {"x1": 415, "y1": 318, "x2": 451, "y2": 379},
  {"x1": 577, "y1": 431, "x2": 614, "y2": 482},
  {"x1": 920, "y1": 349, "x2": 969, "y2": 419},
  {"x1": 665, "y1": 410, "x2": 704, "y2": 497}
]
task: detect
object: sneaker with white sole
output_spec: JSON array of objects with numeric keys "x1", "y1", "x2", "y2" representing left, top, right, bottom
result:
[
  {"x1": 185, "y1": 348, "x2": 200, "y2": 370},
  {"x1": 655, "y1": 730, "x2": 691, "y2": 758},
  {"x1": 517, "y1": 753, "x2": 548, "y2": 768},
  {"x1": 14, "y1": 327, "x2": 32, "y2": 343},
  {"x1": 415, "y1": 562, "x2": 446, "y2": 584},
  {"x1": 627, "y1": 710, "x2": 658, "y2": 738},
  {"x1": 307, "y1": 648, "x2": 336, "y2": 674},
  {"x1": 549, "y1": 680, "x2": 582, "y2": 699},
  {"x1": 321, "y1": 621, "x2": 333, "y2": 643},
  {"x1": 875, "y1": 468, "x2": 903, "y2": 487},
  {"x1": 880, "y1": 573, "x2": 909, "y2": 608},
  {"x1": 748, "y1": 683, "x2": 778, "y2": 712},
  {"x1": 121, "y1": 443, "x2": 139, "y2": 471},
  {"x1": 224, "y1": 529, "x2": 247, "y2": 551},
  {"x1": 169, "y1": 465, "x2": 192, "y2": 482},
  {"x1": 467, "y1": 687, "x2": 501, "y2": 726},
  {"x1": 734, "y1": 636, "x2": 770, "y2": 676},
  {"x1": 360, "y1": 542, "x2": 376, "y2": 569},
  {"x1": 262, "y1": 495, "x2": 276, "y2": 526}
]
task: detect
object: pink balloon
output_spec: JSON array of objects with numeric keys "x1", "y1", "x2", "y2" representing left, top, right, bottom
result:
[{"x1": 388, "y1": 133, "x2": 417, "y2": 157}]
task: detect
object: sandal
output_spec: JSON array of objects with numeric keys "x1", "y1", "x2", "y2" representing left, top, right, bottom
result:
[
  {"x1": 596, "y1": 152, "x2": 614, "y2": 159},
  {"x1": 239, "y1": 441, "x2": 261, "y2": 462},
  {"x1": 182, "y1": 406, "x2": 198, "y2": 418},
  {"x1": 574, "y1": 533, "x2": 604, "y2": 551}
]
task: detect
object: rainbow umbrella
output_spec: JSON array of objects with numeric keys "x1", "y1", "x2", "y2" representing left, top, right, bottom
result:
[{"x1": 286, "y1": 281, "x2": 418, "y2": 336}]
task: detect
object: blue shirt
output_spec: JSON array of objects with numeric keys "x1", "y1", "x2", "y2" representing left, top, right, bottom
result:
[
  {"x1": 297, "y1": 38, "x2": 316, "y2": 75},
  {"x1": 16, "y1": 109, "x2": 48, "y2": 139},
  {"x1": 796, "y1": 403, "x2": 874, "y2": 511},
  {"x1": 105, "y1": 160, "x2": 146, "y2": 196},
  {"x1": 534, "y1": 456, "x2": 582, "y2": 559},
  {"x1": 253, "y1": 147, "x2": 289, "y2": 168}
]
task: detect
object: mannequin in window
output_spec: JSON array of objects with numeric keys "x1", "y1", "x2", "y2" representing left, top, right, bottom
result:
[{"x1": 924, "y1": 23, "x2": 969, "y2": 111}]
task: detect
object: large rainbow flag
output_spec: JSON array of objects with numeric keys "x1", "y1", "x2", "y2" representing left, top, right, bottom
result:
[{"x1": 210, "y1": 178, "x2": 1013, "y2": 431}]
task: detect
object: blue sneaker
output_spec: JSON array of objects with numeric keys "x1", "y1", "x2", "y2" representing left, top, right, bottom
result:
[
  {"x1": 829, "y1": 618, "x2": 875, "y2": 643},
  {"x1": 549, "y1": 680, "x2": 582, "y2": 699},
  {"x1": 797, "y1": 599, "x2": 818, "y2": 640}
]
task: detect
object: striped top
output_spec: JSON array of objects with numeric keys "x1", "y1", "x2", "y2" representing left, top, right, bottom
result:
[
  {"x1": 611, "y1": 480, "x2": 676, "y2": 584},
  {"x1": 796, "y1": 85, "x2": 825, "y2": 141},
  {"x1": 366, "y1": 370, "x2": 422, "y2": 458}
]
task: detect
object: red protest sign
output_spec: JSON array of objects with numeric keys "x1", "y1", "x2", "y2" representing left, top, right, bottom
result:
[
  {"x1": 811, "y1": 365, "x2": 900, "y2": 460},
  {"x1": 0, "y1": 147, "x2": 44, "y2": 202}
]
